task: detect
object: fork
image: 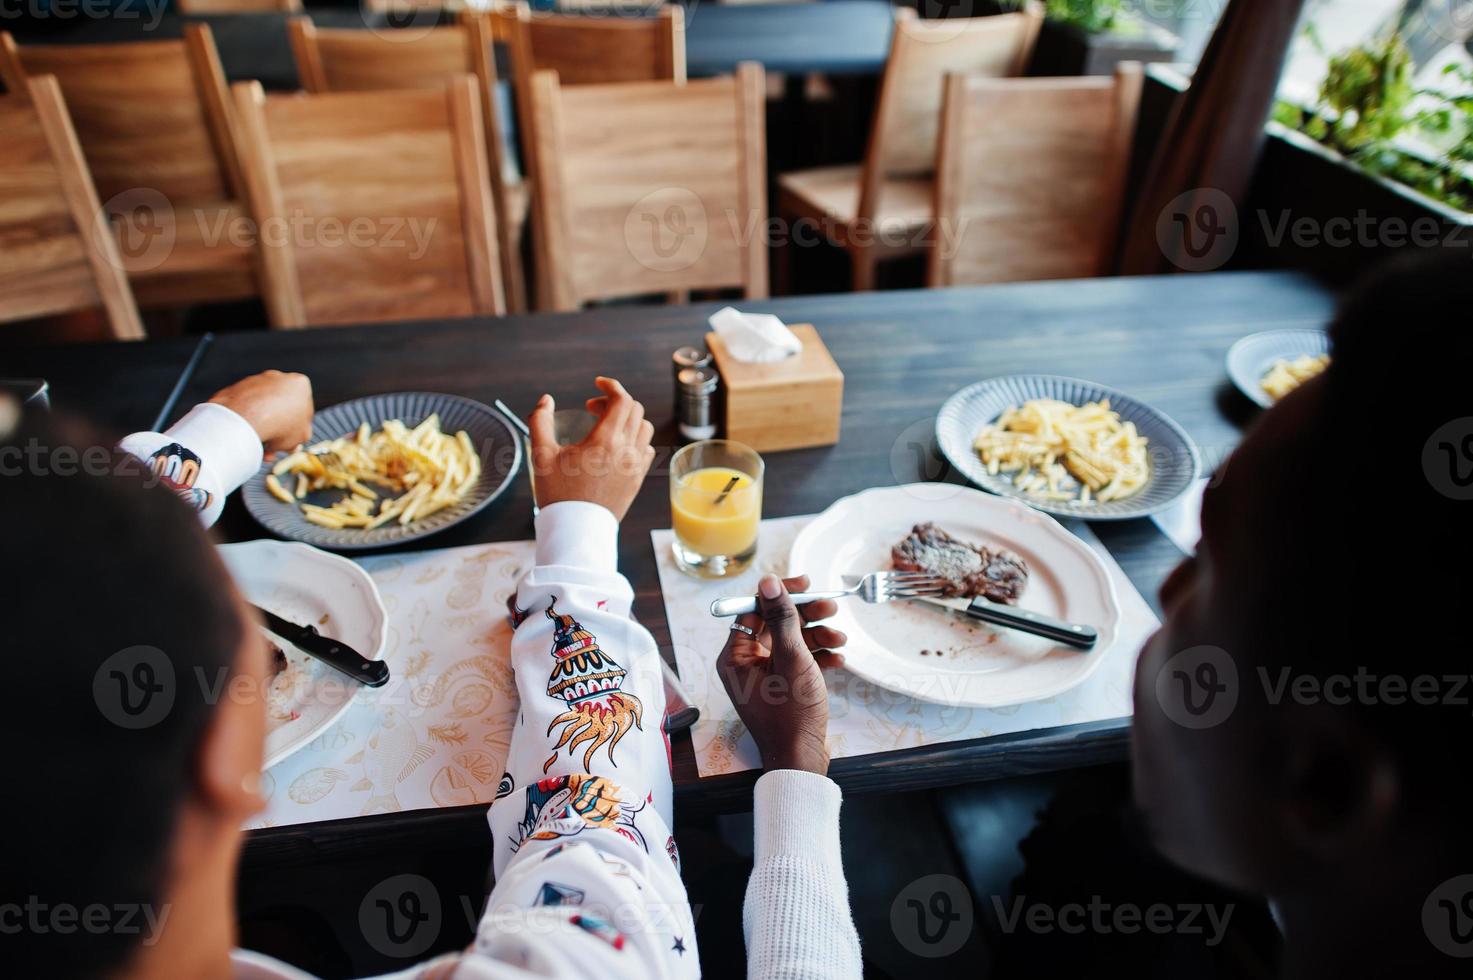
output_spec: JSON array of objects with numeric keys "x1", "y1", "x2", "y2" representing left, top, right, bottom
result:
[{"x1": 709, "y1": 571, "x2": 945, "y2": 617}]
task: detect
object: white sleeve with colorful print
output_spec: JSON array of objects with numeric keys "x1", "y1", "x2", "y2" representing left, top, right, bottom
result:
[
  {"x1": 466, "y1": 500, "x2": 697, "y2": 980},
  {"x1": 119, "y1": 403, "x2": 263, "y2": 528},
  {"x1": 227, "y1": 499, "x2": 863, "y2": 980}
]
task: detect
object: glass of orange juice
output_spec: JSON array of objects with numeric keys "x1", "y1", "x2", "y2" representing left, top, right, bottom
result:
[{"x1": 670, "y1": 440, "x2": 763, "y2": 579}]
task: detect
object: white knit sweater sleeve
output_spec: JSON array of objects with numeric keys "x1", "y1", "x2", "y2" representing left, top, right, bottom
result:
[
  {"x1": 743, "y1": 770, "x2": 863, "y2": 979},
  {"x1": 118, "y1": 402, "x2": 263, "y2": 527}
]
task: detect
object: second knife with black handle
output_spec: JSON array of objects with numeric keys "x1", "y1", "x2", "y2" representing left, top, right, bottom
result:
[{"x1": 253, "y1": 605, "x2": 391, "y2": 687}]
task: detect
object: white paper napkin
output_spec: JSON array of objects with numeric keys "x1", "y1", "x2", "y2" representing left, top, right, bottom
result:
[
  {"x1": 709, "y1": 306, "x2": 802, "y2": 363},
  {"x1": 1150, "y1": 477, "x2": 1209, "y2": 557}
]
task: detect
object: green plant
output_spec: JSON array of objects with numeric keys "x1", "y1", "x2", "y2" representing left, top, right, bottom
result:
[
  {"x1": 999, "y1": 0, "x2": 1125, "y2": 33},
  {"x1": 1042, "y1": 0, "x2": 1125, "y2": 32},
  {"x1": 1276, "y1": 31, "x2": 1473, "y2": 213}
]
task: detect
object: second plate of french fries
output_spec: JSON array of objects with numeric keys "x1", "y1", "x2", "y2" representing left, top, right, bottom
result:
[
  {"x1": 1226, "y1": 328, "x2": 1332, "y2": 409},
  {"x1": 243, "y1": 392, "x2": 522, "y2": 550},
  {"x1": 935, "y1": 375, "x2": 1201, "y2": 521}
]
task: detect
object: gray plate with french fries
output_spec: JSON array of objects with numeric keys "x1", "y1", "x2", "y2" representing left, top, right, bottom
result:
[
  {"x1": 936, "y1": 375, "x2": 1201, "y2": 521},
  {"x1": 1226, "y1": 328, "x2": 1331, "y2": 409},
  {"x1": 243, "y1": 392, "x2": 522, "y2": 551}
]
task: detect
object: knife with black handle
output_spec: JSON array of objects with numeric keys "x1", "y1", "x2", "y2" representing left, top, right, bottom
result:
[
  {"x1": 910, "y1": 595, "x2": 1099, "y2": 650},
  {"x1": 253, "y1": 605, "x2": 391, "y2": 687}
]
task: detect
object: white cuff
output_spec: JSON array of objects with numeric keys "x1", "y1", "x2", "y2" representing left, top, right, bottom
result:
[
  {"x1": 534, "y1": 500, "x2": 619, "y2": 574},
  {"x1": 167, "y1": 403, "x2": 263, "y2": 493},
  {"x1": 753, "y1": 769, "x2": 843, "y2": 868}
]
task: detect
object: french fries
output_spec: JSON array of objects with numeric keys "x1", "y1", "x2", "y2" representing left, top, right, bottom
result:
[
  {"x1": 973, "y1": 399, "x2": 1150, "y2": 505},
  {"x1": 1260, "y1": 354, "x2": 1328, "y2": 402},
  {"x1": 267, "y1": 415, "x2": 480, "y2": 531}
]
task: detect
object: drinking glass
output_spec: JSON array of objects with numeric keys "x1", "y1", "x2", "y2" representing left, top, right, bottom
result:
[
  {"x1": 669, "y1": 440, "x2": 763, "y2": 579},
  {"x1": 530, "y1": 408, "x2": 599, "y2": 512}
]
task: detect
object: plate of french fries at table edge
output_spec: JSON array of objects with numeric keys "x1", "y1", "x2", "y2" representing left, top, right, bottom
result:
[
  {"x1": 1226, "y1": 328, "x2": 1331, "y2": 409},
  {"x1": 935, "y1": 375, "x2": 1202, "y2": 521},
  {"x1": 242, "y1": 392, "x2": 522, "y2": 550}
]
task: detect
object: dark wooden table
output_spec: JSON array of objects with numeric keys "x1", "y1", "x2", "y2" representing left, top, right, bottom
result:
[
  {"x1": 681, "y1": 0, "x2": 894, "y2": 75},
  {"x1": 12, "y1": 272, "x2": 1338, "y2": 862},
  {"x1": 4, "y1": 333, "x2": 211, "y2": 435}
]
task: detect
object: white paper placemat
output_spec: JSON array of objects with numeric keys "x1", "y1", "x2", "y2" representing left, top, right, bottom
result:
[
  {"x1": 653, "y1": 516, "x2": 1160, "y2": 778},
  {"x1": 247, "y1": 541, "x2": 533, "y2": 829}
]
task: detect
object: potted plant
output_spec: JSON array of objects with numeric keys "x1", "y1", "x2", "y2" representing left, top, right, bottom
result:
[
  {"x1": 966, "y1": 0, "x2": 1180, "y2": 76},
  {"x1": 1211, "y1": 28, "x2": 1473, "y2": 285},
  {"x1": 1273, "y1": 31, "x2": 1473, "y2": 218}
]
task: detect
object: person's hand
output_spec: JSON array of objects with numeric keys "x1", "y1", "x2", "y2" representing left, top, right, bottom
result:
[
  {"x1": 529, "y1": 376, "x2": 655, "y2": 521},
  {"x1": 717, "y1": 574, "x2": 847, "y2": 775},
  {"x1": 209, "y1": 370, "x2": 313, "y2": 456}
]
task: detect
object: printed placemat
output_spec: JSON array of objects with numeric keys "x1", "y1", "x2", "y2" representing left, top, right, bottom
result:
[{"x1": 248, "y1": 541, "x2": 533, "y2": 829}]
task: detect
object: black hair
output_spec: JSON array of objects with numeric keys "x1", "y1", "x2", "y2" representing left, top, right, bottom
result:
[
  {"x1": 0, "y1": 413, "x2": 246, "y2": 976},
  {"x1": 1236, "y1": 249, "x2": 1472, "y2": 805}
]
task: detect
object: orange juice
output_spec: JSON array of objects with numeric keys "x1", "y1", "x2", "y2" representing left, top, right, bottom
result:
[{"x1": 671, "y1": 466, "x2": 762, "y2": 558}]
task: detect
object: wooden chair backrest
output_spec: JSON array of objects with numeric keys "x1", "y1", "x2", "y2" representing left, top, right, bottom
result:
[
  {"x1": 176, "y1": 0, "x2": 300, "y2": 13},
  {"x1": 0, "y1": 76, "x2": 144, "y2": 339},
  {"x1": 859, "y1": 4, "x2": 1042, "y2": 219},
  {"x1": 528, "y1": 63, "x2": 766, "y2": 310},
  {"x1": 231, "y1": 76, "x2": 504, "y2": 328},
  {"x1": 288, "y1": 16, "x2": 515, "y2": 187},
  {"x1": 0, "y1": 25, "x2": 243, "y2": 208},
  {"x1": 929, "y1": 63, "x2": 1144, "y2": 287},
  {"x1": 492, "y1": 2, "x2": 686, "y2": 309},
  {"x1": 493, "y1": 2, "x2": 685, "y2": 87},
  {"x1": 287, "y1": 15, "x2": 523, "y2": 309},
  {"x1": 290, "y1": 15, "x2": 478, "y2": 94}
]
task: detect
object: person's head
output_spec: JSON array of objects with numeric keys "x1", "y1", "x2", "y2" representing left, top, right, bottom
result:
[
  {"x1": 0, "y1": 414, "x2": 270, "y2": 976},
  {"x1": 1133, "y1": 250, "x2": 1473, "y2": 903}
]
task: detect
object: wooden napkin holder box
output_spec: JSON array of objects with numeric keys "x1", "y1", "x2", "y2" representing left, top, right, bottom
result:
[{"x1": 705, "y1": 323, "x2": 843, "y2": 452}]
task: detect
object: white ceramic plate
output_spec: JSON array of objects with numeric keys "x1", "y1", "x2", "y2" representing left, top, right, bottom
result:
[
  {"x1": 218, "y1": 540, "x2": 388, "y2": 769},
  {"x1": 1226, "y1": 328, "x2": 1331, "y2": 409},
  {"x1": 788, "y1": 485, "x2": 1122, "y2": 708}
]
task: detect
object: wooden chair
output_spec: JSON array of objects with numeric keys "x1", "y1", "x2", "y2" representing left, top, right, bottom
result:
[
  {"x1": 176, "y1": 0, "x2": 301, "y2": 13},
  {"x1": 929, "y1": 64, "x2": 1144, "y2": 287},
  {"x1": 528, "y1": 63, "x2": 767, "y2": 311},
  {"x1": 0, "y1": 26, "x2": 255, "y2": 310},
  {"x1": 490, "y1": 1, "x2": 686, "y2": 308},
  {"x1": 286, "y1": 15, "x2": 528, "y2": 314},
  {"x1": 0, "y1": 76, "x2": 144, "y2": 340},
  {"x1": 776, "y1": 4, "x2": 1044, "y2": 291},
  {"x1": 231, "y1": 76, "x2": 505, "y2": 329},
  {"x1": 493, "y1": 2, "x2": 685, "y2": 87}
]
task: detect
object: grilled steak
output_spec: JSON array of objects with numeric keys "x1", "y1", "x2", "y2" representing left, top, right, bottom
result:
[
  {"x1": 892, "y1": 522, "x2": 1029, "y2": 604},
  {"x1": 268, "y1": 640, "x2": 288, "y2": 679}
]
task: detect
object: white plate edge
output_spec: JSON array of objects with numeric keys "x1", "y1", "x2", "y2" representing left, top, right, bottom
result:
[{"x1": 217, "y1": 540, "x2": 389, "y2": 769}]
